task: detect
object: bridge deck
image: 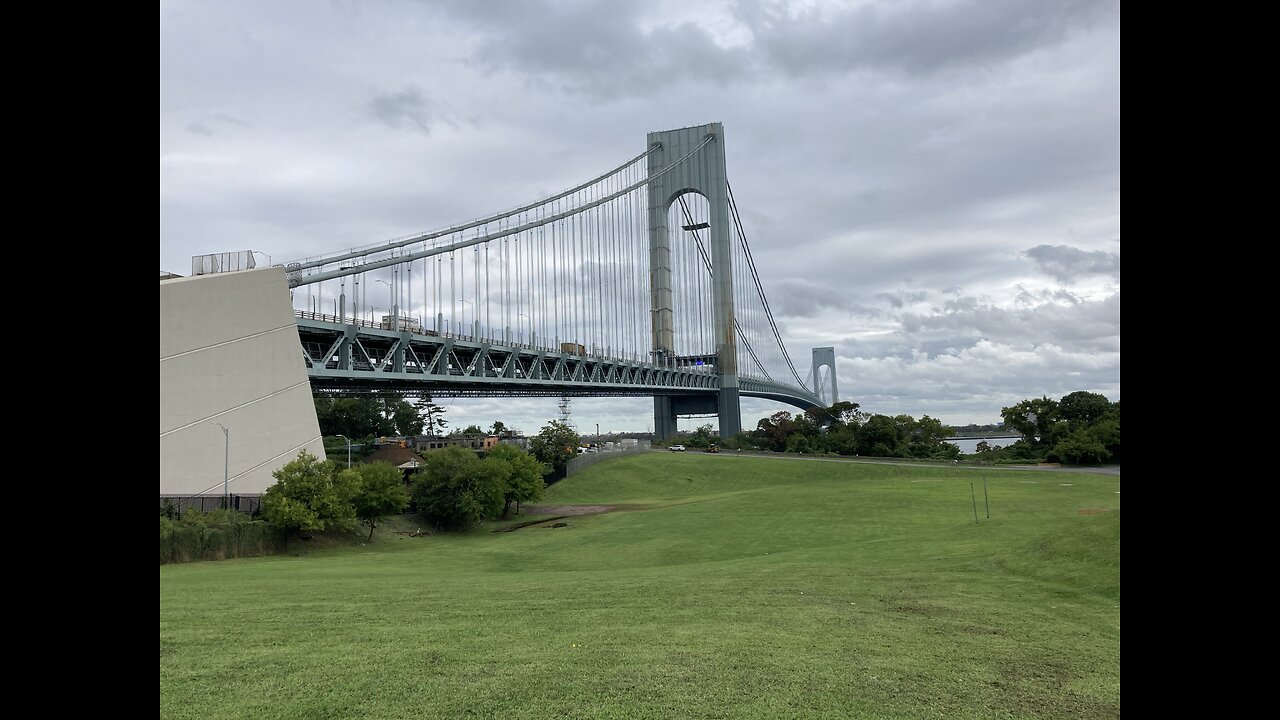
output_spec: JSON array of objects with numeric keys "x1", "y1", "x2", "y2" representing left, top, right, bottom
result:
[{"x1": 297, "y1": 313, "x2": 820, "y2": 410}]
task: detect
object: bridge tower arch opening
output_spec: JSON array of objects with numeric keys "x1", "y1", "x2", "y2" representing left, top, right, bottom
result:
[
  {"x1": 811, "y1": 346, "x2": 838, "y2": 407},
  {"x1": 647, "y1": 123, "x2": 739, "y2": 440}
]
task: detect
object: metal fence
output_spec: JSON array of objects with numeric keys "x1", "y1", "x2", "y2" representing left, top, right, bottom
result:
[
  {"x1": 191, "y1": 250, "x2": 256, "y2": 276},
  {"x1": 565, "y1": 444, "x2": 651, "y2": 477},
  {"x1": 160, "y1": 494, "x2": 263, "y2": 517}
]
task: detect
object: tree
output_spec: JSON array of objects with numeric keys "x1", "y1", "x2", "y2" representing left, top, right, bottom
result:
[
  {"x1": 755, "y1": 411, "x2": 795, "y2": 452},
  {"x1": 486, "y1": 444, "x2": 548, "y2": 517},
  {"x1": 490, "y1": 420, "x2": 509, "y2": 436},
  {"x1": 687, "y1": 424, "x2": 716, "y2": 448},
  {"x1": 786, "y1": 432, "x2": 815, "y2": 454},
  {"x1": 415, "y1": 395, "x2": 448, "y2": 436},
  {"x1": 1001, "y1": 396, "x2": 1062, "y2": 448},
  {"x1": 375, "y1": 392, "x2": 424, "y2": 435},
  {"x1": 261, "y1": 450, "x2": 358, "y2": 540},
  {"x1": 1092, "y1": 416, "x2": 1121, "y2": 462},
  {"x1": 530, "y1": 420, "x2": 580, "y2": 476},
  {"x1": 902, "y1": 415, "x2": 951, "y2": 458},
  {"x1": 351, "y1": 462, "x2": 410, "y2": 541},
  {"x1": 412, "y1": 446, "x2": 504, "y2": 528},
  {"x1": 720, "y1": 432, "x2": 759, "y2": 451},
  {"x1": 315, "y1": 396, "x2": 395, "y2": 439},
  {"x1": 857, "y1": 415, "x2": 903, "y2": 457},
  {"x1": 826, "y1": 423, "x2": 859, "y2": 455},
  {"x1": 390, "y1": 400, "x2": 424, "y2": 435},
  {"x1": 1058, "y1": 391, "x2": 1113, "y2": 431},
  {"x1": 805, "y1": 401, "x2": 861, "y2": 429},
  {"x1": 1052, "y1": 428, "x2": 1109, "y2": 465}
]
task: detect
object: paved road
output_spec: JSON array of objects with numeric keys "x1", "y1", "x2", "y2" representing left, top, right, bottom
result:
[{"x1": 657, "y1": 449, "x2": 1120, "y2": 477}]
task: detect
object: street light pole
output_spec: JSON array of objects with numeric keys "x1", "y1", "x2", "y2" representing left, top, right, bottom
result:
[
  {"x1": 214, "y1": 423, "x2": 230, "y2": 509},
  {"x1": 518, "y1": 313, "x2": 531, "y2": 344},
  {"x1": 376, "y1": 279, "x2": 393, "y2": 328},
  {"x1": 335, "y1": 434, "x2": 352, "y2": 468}
]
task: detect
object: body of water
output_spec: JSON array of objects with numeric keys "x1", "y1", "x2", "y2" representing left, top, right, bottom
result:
[{"x1": 945, "y1": 437, "x2": 1022, "y2": 454}]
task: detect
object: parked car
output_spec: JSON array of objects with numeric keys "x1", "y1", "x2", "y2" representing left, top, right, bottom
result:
[{"x1": 669, "y1": 444, "x2": 686, "y2": 452}]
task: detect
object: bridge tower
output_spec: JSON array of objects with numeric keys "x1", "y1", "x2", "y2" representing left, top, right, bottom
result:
[
  {"x1": 647, "y1": 123, "x2": 740, "y2": 440},
  {"x1": 811, "y1": 346, "x2": 838, "y2": 406}
]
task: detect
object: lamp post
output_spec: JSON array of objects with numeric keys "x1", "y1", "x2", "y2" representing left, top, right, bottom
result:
[
  {"x1": 518, "y1": 313, "x2": 531, "y2": 345},
  {"x1": 214, "y1": 423, "x2": 230, "y2": 509},
  {"x1": 335, "y1": 434, "x2": 352, "y2": 468},
  {"x1": 376, "y1": 279, "x2": 393, "y2": 328}
]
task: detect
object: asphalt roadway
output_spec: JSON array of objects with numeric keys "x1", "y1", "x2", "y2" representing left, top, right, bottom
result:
[{"x1": 657, "y1": 448, "x2": 1120, "y2": 477}]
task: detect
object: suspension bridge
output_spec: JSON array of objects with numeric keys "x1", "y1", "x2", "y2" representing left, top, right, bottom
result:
[{"x1": 195, "y1": 124, "x2": 839, "y2": 442}]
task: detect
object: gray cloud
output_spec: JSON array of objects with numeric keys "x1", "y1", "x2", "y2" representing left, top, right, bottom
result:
[
  {"x1": 161, "y1": 0, "x2": 1120, "y2": 427},
  {"x1": 768, "y1": 278, "x2": 859, "y2": 318},
  {"x1": 1025, "y1": 244, "x2": 1120, "y2": 282},
  {"x1": 445, "y1": 3, "x2": 751, "y2": 98},
  {"x1": 434, "y1": 0, "x2": 1118, "y2": 98},
  {"x1": 736, "y1": 0, "x2": 1117, "y2": 76},
  {"x1": 368, "y1": 86, "x2": 435, "y2": 133},
  {"x1": 183, "y1": 114, "x2": 249, "y2": 138},
  {"x1": 876, "y1": 290, "x2": 929, "y2": 309}
]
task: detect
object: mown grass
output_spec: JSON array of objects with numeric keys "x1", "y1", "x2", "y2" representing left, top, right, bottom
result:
[{"x1": 160, "y1": 452, "x2": 1120, "y2": 719}]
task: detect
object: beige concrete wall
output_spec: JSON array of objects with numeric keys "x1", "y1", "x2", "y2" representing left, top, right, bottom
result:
[{"x1": 160, "y1": 267, "x2": 325, "y2": 496}]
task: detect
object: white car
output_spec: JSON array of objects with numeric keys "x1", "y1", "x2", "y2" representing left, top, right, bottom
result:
[{"x1": 669, "y1": 444, "x2": 686, "y2": 452}]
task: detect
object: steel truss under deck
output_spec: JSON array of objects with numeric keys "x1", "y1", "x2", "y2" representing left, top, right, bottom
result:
[{"x1": 297, "y1": 315, "x2": 820, "y2": 409}]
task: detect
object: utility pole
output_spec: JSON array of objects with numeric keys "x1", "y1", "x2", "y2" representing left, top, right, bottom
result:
[
  {"x1": 335, "y1": 434, "x2": 352, "y2": 468},
  {"x1": 215, "y1": 423, "x2": 230, "y2": 509}
]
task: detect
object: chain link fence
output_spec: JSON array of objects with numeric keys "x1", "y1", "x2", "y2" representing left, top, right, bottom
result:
[{"x1": 565, "y1": 444, "x2": 651, "y2": 477}]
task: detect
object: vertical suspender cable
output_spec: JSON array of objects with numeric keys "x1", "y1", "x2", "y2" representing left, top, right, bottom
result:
[
  {"x1": 552, "y1": 200, "x2": 559, "y2": 346},
  {"x1": 484, "y1": 240, "x2": 489, "y2": 336}
]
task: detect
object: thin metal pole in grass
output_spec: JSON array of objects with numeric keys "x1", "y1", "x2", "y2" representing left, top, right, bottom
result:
[
  {"x1": 983, "y1": 477, "x2": 990, "y2": 518},
  {"x1": 970, "y1": 481, "x2": 979, "y2": 525}
]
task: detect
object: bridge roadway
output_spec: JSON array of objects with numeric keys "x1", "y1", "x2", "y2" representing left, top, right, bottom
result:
[{"x1": 297, "y1": 312, "x2": 821, "y2": 411}]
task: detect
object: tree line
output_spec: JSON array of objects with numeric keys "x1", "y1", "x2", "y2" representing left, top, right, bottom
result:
[
  {"x1": 252, "y1": 418, "x2": 586, "y2": 545},
  {"x1": 679, "y1": 390, "x2": 1119, "y2": 465},
  {"x1": 313, "y1": 394, "x2": 453, "y2": 441},
  {"x1": 697, "y1": 401, "x2": 962, "y2": 460},
  {"x1": 258, "y1": 443, "x2": 550, "y2": 544},
  {"x1": 993, "y1": 390, "x2": 1120, "y2": 464}
]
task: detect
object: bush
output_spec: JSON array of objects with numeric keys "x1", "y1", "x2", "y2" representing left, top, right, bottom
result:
[{"x1": 413, "y1": 446, "x2": 504, "y2": 529}]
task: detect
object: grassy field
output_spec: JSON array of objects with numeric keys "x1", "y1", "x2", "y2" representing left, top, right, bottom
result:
[{"x1": 159, "y1": 453, "x2": 1120, "y2": 719}]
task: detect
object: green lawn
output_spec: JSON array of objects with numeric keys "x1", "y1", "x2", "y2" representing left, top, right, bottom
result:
[{"x1": 160, "y1": 453, "x2": 1120, "y2": 719}]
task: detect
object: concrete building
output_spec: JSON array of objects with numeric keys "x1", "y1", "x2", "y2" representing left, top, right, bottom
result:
[
  {"x1": 160, "y1": 267, "x2": 326, "y2": 497},
  {"x1": 414, "y1": 434, "x2": 500, "y2": 452},
  {"x1": 496, "y1": 434, "x2": 530, "y2": 451}
]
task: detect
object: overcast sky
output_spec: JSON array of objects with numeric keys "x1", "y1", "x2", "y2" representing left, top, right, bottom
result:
[{"x1": 160, "y1": 0, "x2": 1120, "y2": 435}]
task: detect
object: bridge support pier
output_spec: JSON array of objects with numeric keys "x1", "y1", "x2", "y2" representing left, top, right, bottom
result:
[
  {"x1": 719, "y1": 386, "x2": 741, "y2": 439},
  {"x1": 654, "y1": 397, "x2": 677, "y2": 441},
  {"x1": 652, "y1": 392, "x2": 738, "y2": 441}
]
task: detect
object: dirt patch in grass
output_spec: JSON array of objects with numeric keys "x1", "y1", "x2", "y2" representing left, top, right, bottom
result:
[
  {"x1": 495, "y1": 505, "x2": 648, "y2": 533},
  {"x1": 523, "y1": 504, "x2": 647, "y2": 516},
  {"x1": 1076, "y1": 508, "x2": 1108, "y2": 515}
]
